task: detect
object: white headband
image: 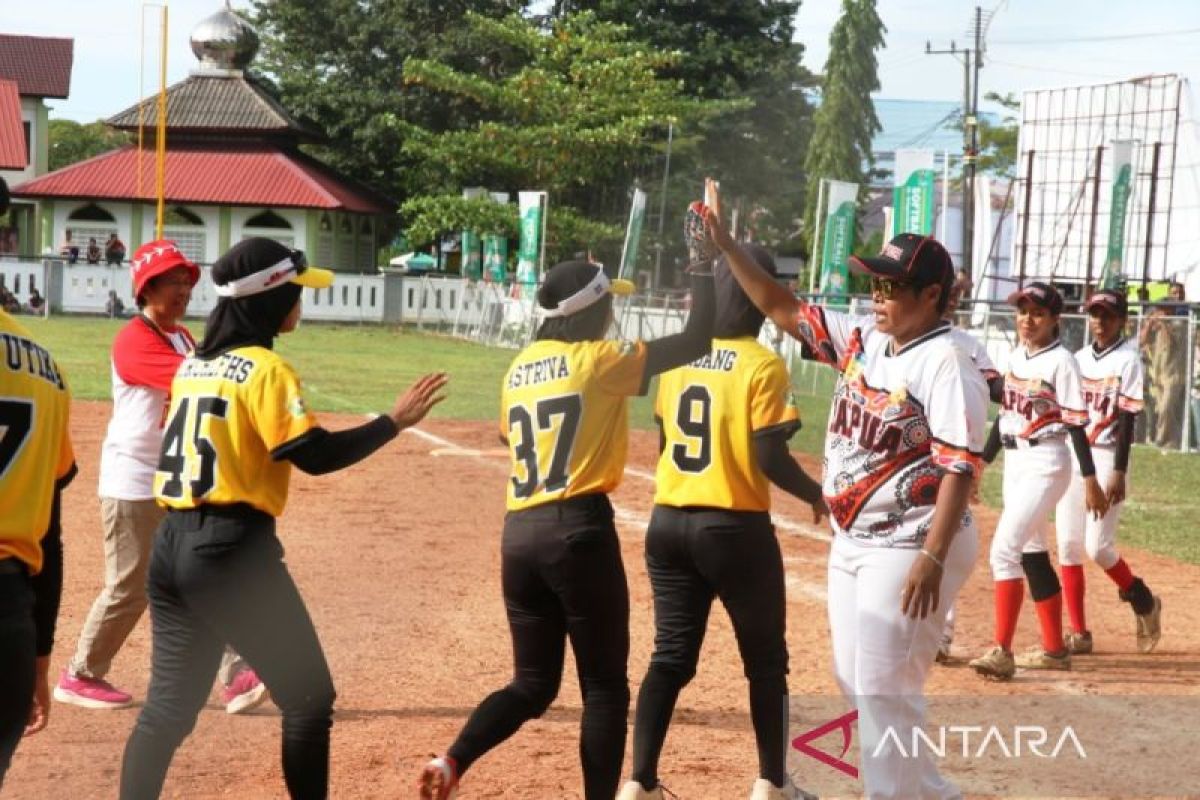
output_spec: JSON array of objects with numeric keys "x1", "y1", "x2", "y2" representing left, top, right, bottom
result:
[
  {"x1": 213, "y1": 255, "x2": 299, "y2": 298},
  {"x1": 540, "y1": 269, "x2": 612, "y2": 318}
]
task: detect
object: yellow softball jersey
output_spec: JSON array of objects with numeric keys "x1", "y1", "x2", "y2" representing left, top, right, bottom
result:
[
  {"x1": 654, "y1": 337, "x2": 800, "y2": 511},
  {"x1": 153, "y1": 346, "x2": 318, "y2": 517},
  {"x1": 0, "y1": 311, "x2": 75, "y2": 573},
  {"x1": 501, "y1": 338, "x2": 648, "y2": 511}
]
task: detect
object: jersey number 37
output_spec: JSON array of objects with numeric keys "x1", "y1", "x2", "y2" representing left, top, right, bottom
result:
[{"x1": 508, "y1": 393, "x2": 582, "y2": 499}]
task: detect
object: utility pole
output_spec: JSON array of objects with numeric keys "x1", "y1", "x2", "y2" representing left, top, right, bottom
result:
[{"x1": 926, "y1": 5, "x2": 986, "y2": 280}]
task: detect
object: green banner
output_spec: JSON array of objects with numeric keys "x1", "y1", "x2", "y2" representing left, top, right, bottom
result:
[
  {"x1": 619, "y1": 188, "x2": 647, "y2": 279},
  {"x1": 893, "y1": 169, "x2": 936, "y2": 235},
  {"x1": 516, "y1": 191, "x2": 544, "y2": 292},
  {"x1": 819, "y1": 180, "x2": 858, "y2": 298},
  {"x1": 483, "y1": 234, "x2": 507, "y2": 283},
  {"x1": 1100, "y1": 141, "x2": 1135, "y2": 290},
  {"x1": 461, "y1": 229, "x2": 481, "y2": 281}
]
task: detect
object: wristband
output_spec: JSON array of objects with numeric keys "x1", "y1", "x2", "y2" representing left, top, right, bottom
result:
[{"x1": 919, "y1": 548, "x2": 945, "y2": 570}]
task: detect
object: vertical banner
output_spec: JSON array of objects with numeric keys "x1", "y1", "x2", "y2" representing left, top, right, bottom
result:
[
  {"x1": 819, "y1": 180, "x2": 858, "y2": 298},
  {"x1": 483, "y1": 191, "x2": 510, "y2": 284},
  {"x1": 1100, "y1": 140, "x2": 1136, "y2": 290},
  {"x1": 619, "y1": 187, "x2": 647, "y2": 279},
  {"x1": 461, "y1": 186, "x2": 485, "y2": 281},
  {"x1": 973, "y1": 174, "x2": 993, "y2": 281},
  {"x1": 893, "y1": 149, "x2": 936, "y2": 235},
  {"x1": 516, "y1": 191, "x2": 546, "y2": 296}
]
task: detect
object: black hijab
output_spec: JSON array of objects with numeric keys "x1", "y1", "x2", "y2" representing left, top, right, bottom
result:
[
  {"x1": 713, "y1": 243, "x2": 776, "y2": 338},
  {"x1": 195, "y1": 238, "x2": 304, "y2": 359}
]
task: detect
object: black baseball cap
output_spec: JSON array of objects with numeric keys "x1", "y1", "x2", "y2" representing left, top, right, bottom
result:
[
  {"x1": 848, "y1": 233, "x2": 954, "y2": 286},
  {"x1": 1083, "y1": 289, "x2": 1129, "y2": 316},
  {"x1": 1008, "y1": 281, "x2": 1064, "y2": 315}
]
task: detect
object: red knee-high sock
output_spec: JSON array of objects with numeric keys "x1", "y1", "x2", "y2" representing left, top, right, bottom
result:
[
  {"x1": 1104, "y1": 558, "x2": 1135, "y2": 592},
  {"x1": 1060, "y1": 564, "x2": 1087, "y2": 634},
  {"x1": 1034, "y1": 592, "x2": 1066, "y2": 653},
  {"x1": 994, "y1": 579, "x2": 1024, "y2": 651}
]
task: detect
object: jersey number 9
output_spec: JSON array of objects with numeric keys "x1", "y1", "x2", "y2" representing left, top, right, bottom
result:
[
  {"x1": 671, "y1": 385, "x2": 712, "y2": 474},
  {"x1": 508, "y1": 393, "x2": 582, "y2": 499},
  {"x1": 158, "y1": 396, "x2": 229, "y2": 500}
]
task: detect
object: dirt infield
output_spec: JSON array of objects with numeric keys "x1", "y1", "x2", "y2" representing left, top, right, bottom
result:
[{"x1": 5, "y1": 400, "x2": 1198, "y2": 799}]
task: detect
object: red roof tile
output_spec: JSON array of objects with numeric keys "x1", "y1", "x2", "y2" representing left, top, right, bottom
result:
[
  {"x1": 0, "y1": 79, "x2": 24, "y2": 169},
  {"x1": 11, "y1": 143, "x2": 393, "y2": 214},
  {"x1": 0, "y1": 34, "x2": 73, "y2": 99}
]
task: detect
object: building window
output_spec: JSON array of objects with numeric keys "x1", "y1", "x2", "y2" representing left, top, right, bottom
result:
[
  {"x1": 242, "y1": 209, "x2": 294, "y2": 250},
  {"x1": 163, "y1": 206, "x2": 206, "y2": 263},
  {"x1": 244, "y1": 210, "x2": 292, "y2": 229},
  {"x1": 67, "y1": 204, "x2": 119, "y2": 262},
  {"x1": 317, "y1": 213, "x2": 334, "y2": 267},
  {"x1": 68, "y1": 203, "x2": 117, "y2": 222},
  {"x1": 357, "y1": 217, "x2": 375, "y2": 271},
  {"x1": 22, "y1": 122, "x2": 30, "y2": 166}
]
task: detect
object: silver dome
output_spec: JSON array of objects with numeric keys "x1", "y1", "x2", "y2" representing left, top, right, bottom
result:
[{"x1": 190, "y1": 3, "x2": 259, "y2": 72}]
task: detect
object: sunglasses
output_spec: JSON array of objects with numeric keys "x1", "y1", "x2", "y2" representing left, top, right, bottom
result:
[{"x1": 871, "y1": 277, "x2": 913, "y2": 299}]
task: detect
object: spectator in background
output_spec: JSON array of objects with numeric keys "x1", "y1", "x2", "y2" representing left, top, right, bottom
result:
[
  {"x1": 59, "y1": 229, "x2": 79, "y2": 264},
  {"x1": 953, "y1": 268, "x2": 974, "y2": 326},
  {"x1": 26, "y1": 289, "x2": 44, "y2": 315},
  {"x1": 86, "y1": 238, "x2": 102, "y2": 265},
  {"x1": 105, "y1": 290, "x2": 125, "y2": 318},
  {"x1": 105, "y1": 234, "x2": 126, "y2": 266},
  {"x1": 0, "y1": 287, "x2": 18, "y2": 314},
  {"x1": 1139, "y1": 285, "x2": 1187, "y2": 449}
]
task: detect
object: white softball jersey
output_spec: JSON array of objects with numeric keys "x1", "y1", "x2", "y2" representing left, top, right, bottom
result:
[
  {"x1": 98, "y1": 317, "x2": 195, "y2": 500},
  {"x1": 792, "y1": 306, "x2": 989, "y2": 548},
  {"x1": 997, "y1": 340, "x2": 1088, "y2": 443},
  {"x1": 1075, "y1": 337, "x2": 1144, "y2": 447},
  {"x1": 949, "y1": 327, "x2": 1000, "y2": 382}
]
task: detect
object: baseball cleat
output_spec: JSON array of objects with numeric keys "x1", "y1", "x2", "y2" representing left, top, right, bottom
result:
[
  {"x1": 749, "y1": 777, "x2": 818, "y2": 800},
  {"x1": 1065, "y1": 631, "x2": 1093, "y2": 655},
  {"x1": 1136, "y1": 596, "x2": 1162, "y2": 654},
  {"x1": 418, "y1": 756, "x2": 459, "y2": 800},
  {"x1": 1014, "y1": 647, "x2": 1071, "y2": 670},
  {"x1": 969, "y1": 646, "x2": 1015, "y2": 681},
  {"x1": 616, "y1": 781, "x2": 665, "y2": 800}
]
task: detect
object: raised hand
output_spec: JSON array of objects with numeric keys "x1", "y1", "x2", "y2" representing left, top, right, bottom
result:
[{"x1": 390, "y1": 372, "x2": 449, "y2": 430}]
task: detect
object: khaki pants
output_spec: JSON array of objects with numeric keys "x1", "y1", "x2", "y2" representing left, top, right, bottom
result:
[{"x1": 70, "y1": 498, "x2": 247, "y2": 686}]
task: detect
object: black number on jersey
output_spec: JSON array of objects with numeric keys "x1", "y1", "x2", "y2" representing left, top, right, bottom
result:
[
  {"x1": 671, "y1": 384, "x2": 712, "y2": 473},
  {"x1": 507, "y1": 393, "x2": 583, "y2": 499},
  {"x1": 158, "y1": 396, "x2": 230, "y2": 500},
  {"x1": 0, "y1": 399, "x2": 33, "y2": 479}
]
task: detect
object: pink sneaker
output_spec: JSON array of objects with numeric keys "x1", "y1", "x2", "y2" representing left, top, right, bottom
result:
[
  {"x1": 52, "y1": 669, "x2": 133, "y2": 709},
  {"x1": 222, "y1": 668, "x2": 269, "y2": 715}
]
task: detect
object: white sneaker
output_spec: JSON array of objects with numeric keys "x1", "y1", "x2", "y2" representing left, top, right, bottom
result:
[
  {"x1": 749, "y1": 777, "x2": 818, "y2": 800},
  {"x1": 616, "y1": 781, "x2": 664, "y2": 800}
]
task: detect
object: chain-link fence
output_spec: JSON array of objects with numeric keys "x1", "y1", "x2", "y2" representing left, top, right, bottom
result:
[{"x1": 784, "y1": 296, "x2": 1200, "y2": 454}]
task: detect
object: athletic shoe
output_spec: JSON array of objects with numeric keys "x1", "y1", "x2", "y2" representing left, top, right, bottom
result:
[
  {"x1": 222, "y1": 668, "x2": 269, "y2": 715},
  {"x1": 1136, "y1": 595, "x2": 1162, "y2": 654},
  {"x1": 969, "y1": 646, "x2": 1015, "y2": 681},
  {"x1": 1065, "y1": 631, "x2": 1093, "y2": 655},
  {"x1": 52, "y1": 669, "x2": 134, "y2": 709},
  {"x1": 418, "y1": 756, "x2": 459, "y2": 800},
  {"x1": 617, "y1": 781, "x2": 664, "y2": 800},
  {"x1": 749, "y1": 777, "x2": 818, "y2": 800},
  {"x1": 1014, "y1": 647, "x2": 1071, "y2": 670},
  {"x1": 935, "y1": 644, "x2": 953, "y2": 664}
]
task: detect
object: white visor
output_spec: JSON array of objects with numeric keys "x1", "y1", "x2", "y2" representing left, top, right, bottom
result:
[
  {"x1": 540, "y1": 269, "x2": 633, "y2": 318},
  {"x1": 213, "y1": 255, "x2": 333, "y2": 298}
]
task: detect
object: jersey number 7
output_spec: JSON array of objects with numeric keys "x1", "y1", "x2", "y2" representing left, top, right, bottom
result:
[
  {"x1": 158, "y1": 396, "x2": 230, "y2": 500},
  {"x1": 0, "y1": 399, "x2": 33, "y2": 479}
]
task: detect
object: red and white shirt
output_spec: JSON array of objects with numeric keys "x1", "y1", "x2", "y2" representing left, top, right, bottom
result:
[
  {"x1": 997, "y1": 340, "x2": 1088, "y2": 443},
  {"x1": 793, "y1": 306, "x2": 988, "y2": 548},
  {"x1": 98, "y1": 316, "x2": 195, "y2": 500},
  {"x1": 1075, "y1": 337, "x2": 1144, "y2": 447}
]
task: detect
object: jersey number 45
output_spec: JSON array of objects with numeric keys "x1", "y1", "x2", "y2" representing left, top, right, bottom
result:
[{"x1": 158, "y1": 396, "x2": 229, "y2": 500}]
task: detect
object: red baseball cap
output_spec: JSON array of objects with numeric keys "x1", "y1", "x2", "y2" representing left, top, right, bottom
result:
[
  {"x1": 1008, "y1": 281, "x2": 1064, "y2": 315},
  {"x1": 130, "y1": 239, "x2": 200, "y2": 300},
  {"x1": 1083, "y1": 288, "x2": 1129, "y2": 316}
]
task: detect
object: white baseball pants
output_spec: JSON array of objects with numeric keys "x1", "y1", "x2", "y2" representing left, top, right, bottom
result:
[
  {"x1": 988, "y1": 441, "x2": 1071, "y2": 580},
  {"x1": 827, "y1": 525, "x2": 977, "y2": 800},
  {"x1": 1055, "y1": 445, "x2": 1123, "y2": 569}
]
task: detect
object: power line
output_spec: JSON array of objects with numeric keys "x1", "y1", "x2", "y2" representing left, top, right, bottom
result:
[
  {"x1": 986, "y1": 57, "x2": 1123, "y2": 81},
  {"x1": 991, "y1": 27, "x2": 1200, "y2": 45}
]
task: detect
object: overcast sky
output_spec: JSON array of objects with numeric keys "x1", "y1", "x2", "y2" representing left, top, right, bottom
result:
[{"x1": 7, "y1": 0, "x2": 1200, "y2": 122}]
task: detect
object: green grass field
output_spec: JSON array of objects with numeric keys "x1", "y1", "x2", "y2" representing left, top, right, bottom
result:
[{"x1": 22, "y1": 315, "x2": 1199, "y2": 564}]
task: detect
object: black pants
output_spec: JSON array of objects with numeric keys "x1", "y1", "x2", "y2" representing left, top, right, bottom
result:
[
  {"x1": 447, "y1": 494, "x2": 630, "y2": 800},
  {"x1": 120, "y1": 506, "x2": 335, "y2": 800},
  {"x1": 632, "y1": 505, "x2": 790, "y2": 788},
  {"x1": 0, "y1": 562, "x2": 35, "y2": 788}
]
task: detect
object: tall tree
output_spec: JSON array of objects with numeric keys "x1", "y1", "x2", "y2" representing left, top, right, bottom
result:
[
  {"x1": 557, "y1": 0, "x2": 815, "y2": 252},
  {"x1": 801, "y1": 0, "x2": 885, "y2": 246},
  {"x1": 396, "y1": 12, "x2": 724, "y2": 261},
  {"x1": 250, "y1": 0, "x2": 525, "y2": 202},
  {"x1": 977, "y1": 91, "x2": 1019, "y2": 178},
  {"x1": 48, "y1": 120, "x2": 130, "y2": 171}
]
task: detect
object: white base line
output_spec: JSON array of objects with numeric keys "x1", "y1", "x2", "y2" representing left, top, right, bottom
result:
[{"x1": 404, "y1": 426, "x2": 829, "y2": 602}]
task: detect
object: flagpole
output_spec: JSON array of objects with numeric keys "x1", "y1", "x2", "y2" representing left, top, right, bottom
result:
[
  {"x1": 808, "y1": 178, "x2": 826, "y2": 295},
  {"x1": 154, "y1": 5, "x2": 168, "y2": 239}
]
